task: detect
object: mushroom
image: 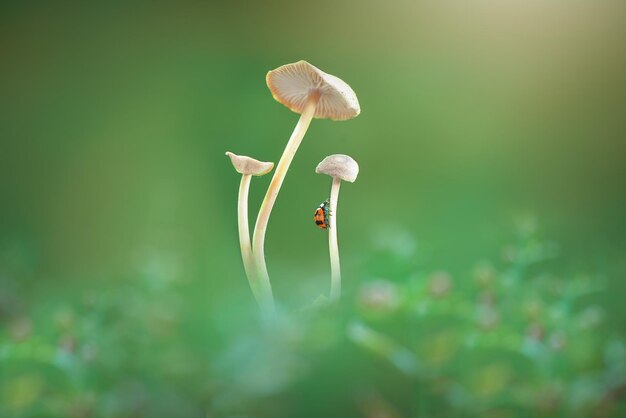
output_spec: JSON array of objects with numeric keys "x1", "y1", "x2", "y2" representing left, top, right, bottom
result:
[
  {"x1": 315, "y1": 154, "x2": 359, "y2": 301},
  {"x1": 253, "y1": 61, "x2": 360, "y2": 304},
  {"x1": 226, "y1": 151, "x2": 274, "y2": 310}
]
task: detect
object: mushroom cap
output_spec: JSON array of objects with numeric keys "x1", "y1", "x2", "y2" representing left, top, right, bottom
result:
[
  {"x1": 266, "y1": 60, "x2": 360, "y2": 121},
  {"x1": 225, "y1": 152, "x2": 274, "y2": 176},
  {"x1": 315, "y1": 154, "x2": 359, "y2": 183}
]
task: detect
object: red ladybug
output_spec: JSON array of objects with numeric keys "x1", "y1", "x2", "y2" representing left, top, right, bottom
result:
[{"x1": 314, "y1": 200, "x2": 330, "y2": 229}]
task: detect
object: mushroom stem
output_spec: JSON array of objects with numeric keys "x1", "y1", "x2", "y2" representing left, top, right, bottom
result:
[
  {"x1": 253, "y1": 91, "x2": 321, "y2": 312},
  {"x1": 329, "y1": 176, "x2": 342, "y2": 301},
  {"x1": 237, "y1": 174, "x2": 262, "y2": 306}
]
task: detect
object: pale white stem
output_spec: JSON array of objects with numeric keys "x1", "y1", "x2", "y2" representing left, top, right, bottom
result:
[
  {"x1": 329, "y1": 176, "x2": 342, "y2": 301},
  {"x1": 237, "y1": 174, "x2": 262, "y2": 306},
  {"x1": 253, "y1": 91, "x2": 321, "y2": 313}
]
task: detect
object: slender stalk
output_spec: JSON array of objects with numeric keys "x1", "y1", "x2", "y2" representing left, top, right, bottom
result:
[
  {"x1": 253, "y1": 91, "x2": 321, "y2": 312},
  {"x1": 329, "y1": 176, "x2": 342, "y2": 301},
  {"x1": 237, "y1": 174, "x2": 262, "y2": 306}
]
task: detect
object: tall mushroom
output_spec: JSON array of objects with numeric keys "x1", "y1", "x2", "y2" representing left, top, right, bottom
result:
[
  {"x1": 226, "y1": 152, "x2": 274, "y2": 310},
  {"x1": 253, "y1": 61, "x2": 360, "y2": 308},
  {"x1": 316, "y1": 154, "x2": 359, "y2": 301}
]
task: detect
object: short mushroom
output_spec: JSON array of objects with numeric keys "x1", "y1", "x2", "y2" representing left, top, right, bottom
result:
[
  {"x1": 226, "y1": 151, "x2": 274, "y2": 310},
  {"x1": 315, "y1": 154, "x2": 359, "y2": 301},
  {"x1": 252, "y1": 61, "x2": 360, "y2": 303}
]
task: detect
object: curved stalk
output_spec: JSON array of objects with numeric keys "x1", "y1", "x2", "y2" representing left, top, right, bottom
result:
[
  {"x1": 237, "y1": 174, "x2": 262, "y2": 306},
  {"x1": 253, "y1": 91, "x2": 321, "y2": 312},
  {"x1": 328, "y1": 176, "x2": 342, "y2": 300}
]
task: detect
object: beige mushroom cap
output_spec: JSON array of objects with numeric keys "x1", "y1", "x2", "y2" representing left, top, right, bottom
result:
[
  {"x1": 226, "y1": 152, "x2": 274, "y2": 176},
  {"x1": 266, "y1": 60, "x2": 360, "y2": 121},
  {"x1": 315, "y1": 154, "x2": 359, "y2": 183}
]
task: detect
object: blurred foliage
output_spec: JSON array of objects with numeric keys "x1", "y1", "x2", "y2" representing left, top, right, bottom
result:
[{"x1": 2, "y1": 222, "x2": 626, "y2": 417}]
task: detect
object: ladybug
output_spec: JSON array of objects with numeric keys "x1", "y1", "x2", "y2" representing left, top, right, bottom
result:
[{"x1": 314, "y1": 199, "x2": 331, "y2": 229}]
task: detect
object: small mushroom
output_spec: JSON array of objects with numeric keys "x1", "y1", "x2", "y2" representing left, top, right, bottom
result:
[
  {"x1": 253, "y1": 61, "x2": 360, "y2": 304},
  {"x1": 316, "y1": 154, "x2": 359, "y2": 301},
  {"x1": 226, "y1": 151, "x2": 274, "y2": 310}
]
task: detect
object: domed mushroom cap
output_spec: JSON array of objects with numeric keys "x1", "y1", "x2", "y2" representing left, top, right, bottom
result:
[
  {"x1": 315, "y1": 154, "x2": 359, "y2": 183},
  {"x1": 226, "y1": 152, "x2": 274, "y2": 176},
  {"x1": 266, "y1": 61, "x2": 360, "y2": 121}
]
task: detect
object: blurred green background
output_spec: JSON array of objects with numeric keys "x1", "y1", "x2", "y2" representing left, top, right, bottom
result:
[{"x1": 1, "y1": 1, "x2": 625, "y2": 417}]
